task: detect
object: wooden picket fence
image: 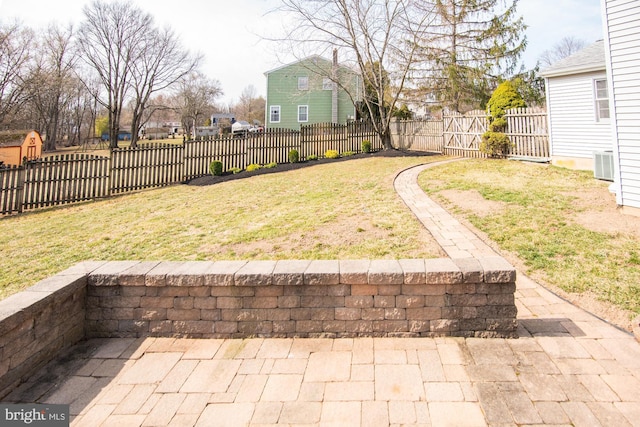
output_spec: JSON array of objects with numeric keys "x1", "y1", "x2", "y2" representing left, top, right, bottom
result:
[
  {"x1": 392, "y1": 107, "x2": 549, "y2": 159},
  {"x1": 0, "y1": 113, "x2": 548, "y2": 215},
  {"x1": 0, "y1": 123, "x2": 379, "y2": 215},
  {"x1": 504, "y1": 107, "x2": 549, "y2": 158},
  {"x1": 0, "y1": 165, "x2": 24, "y2": 215},
  {"x1": 390, "y1": 120, "x2": 444, "y2": 152}
]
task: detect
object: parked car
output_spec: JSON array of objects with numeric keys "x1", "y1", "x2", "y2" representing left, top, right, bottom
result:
[{"x1": 231, "y1": 121, "x2": 252, "y2": 136}]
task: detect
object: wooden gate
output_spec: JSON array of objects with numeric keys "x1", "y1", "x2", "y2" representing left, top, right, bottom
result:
[{"x1": 443, "y1": 110, "x2": 488, "y2": 158}]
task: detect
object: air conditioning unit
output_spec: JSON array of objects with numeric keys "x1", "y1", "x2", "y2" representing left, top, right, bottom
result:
[{"x1": 594, "y1": 151, "x2": 615, "y2": 182}]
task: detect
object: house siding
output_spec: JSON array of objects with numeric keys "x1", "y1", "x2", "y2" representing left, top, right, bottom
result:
[
  {"x1": 602, "y1": 0, "x2": 640, "y2": 210},
  {"x1": 265, "y1": 57, "x2": 359, "y2": 130},
  {"x1": 545, "y1": 71, "x2": 612, "y2": 162}
]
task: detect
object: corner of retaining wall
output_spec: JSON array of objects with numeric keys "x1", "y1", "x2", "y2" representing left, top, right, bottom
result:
[{"x1": 0, "y1": 261, "x2": 104, "y2": 399}]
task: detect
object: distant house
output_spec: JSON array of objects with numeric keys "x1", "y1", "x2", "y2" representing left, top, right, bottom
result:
[
  {"x1": 540, "y1": 40, "x2": 612, "y2": 172},
  {"x1": 601, "y1": 0, "x2": 640, "y2": 215},
  {"x1": 0, "y1": 130, "x2": 43, "y2": 166},
  {"x1": 264, "y1": 53, "x2": 361, "y2": 130}
]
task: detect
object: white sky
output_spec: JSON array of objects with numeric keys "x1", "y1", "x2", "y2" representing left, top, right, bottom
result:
[{"x1": 0, "y1": 0, "x2": 604, "y2": 106}]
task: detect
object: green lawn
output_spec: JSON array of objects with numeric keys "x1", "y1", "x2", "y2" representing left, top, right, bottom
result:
[
  {"x1": 418, "y1": 159, "x2": 640, "y2": 315},
  {"x1": 0, "y1": 155, "x2": 443, "y2": 299}
]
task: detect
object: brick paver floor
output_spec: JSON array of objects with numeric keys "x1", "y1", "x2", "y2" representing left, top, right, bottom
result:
[{"x1": 5, "y1": 160, "x2": 640, "y2": 426}]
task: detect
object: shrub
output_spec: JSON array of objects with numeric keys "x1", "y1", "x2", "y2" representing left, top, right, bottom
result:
[
  {"x1": 324, "y1": 149, "x2": 339, "y2": 159},
  {"x1": 265, "y1": 162, "x2": 277, "y2": 169},
  {"x1": 307, "y1": 154, "x2": 318, "y2": 161},
  {"x1": 209, "y1": 160, "x2": 223, "y2": 176},
  {"x1": 489, "y1": 117, "x2": 507, "y2": 132},
  {"x1": 487, "y1": 81, "x2": 526, "y2": 122},
  {"x1": 482, "y1": 80, "x2": 524, "y2": 158},
  {"x1": 229, "y1": 167, "x2": 242, "y2": 174},
  {"x1": 342, "y1": 151, "x2": 356, "y2": 157},
  {"x1": 362, "y1": 139, "x2": 372, "y2": 153},
  {"x1": 288, "y1": 149, "x2": 299, "y2": 163},
  {"x1": 246, "y1": 163, "x2": 262, "y2": 172},
  {"x1": 480, "y1": 131, "x2": 513, "y2": 157}
]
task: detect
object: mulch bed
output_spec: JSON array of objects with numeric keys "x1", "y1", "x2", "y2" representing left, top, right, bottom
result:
[{"x1": 187, "y1": 149, "x2": 438, "y2": 186}]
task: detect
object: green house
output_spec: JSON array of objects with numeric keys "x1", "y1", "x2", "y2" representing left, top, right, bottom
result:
[{"x1": 264, "y1": 55, "x2": 361, "y2": 130}]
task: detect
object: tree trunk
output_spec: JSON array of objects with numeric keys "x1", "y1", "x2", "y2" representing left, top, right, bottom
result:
[
  {"x1": 381, "y1": 128, "x2": 393, "y2": 150},
  {"x1": 109, "y1": 108, "x2": 119, "y2": 149}
]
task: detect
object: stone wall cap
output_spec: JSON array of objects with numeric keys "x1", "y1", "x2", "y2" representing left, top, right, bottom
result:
[
  {"x1": 304, "y1": 260, "x2": 340, "y2": 285},
  {"x1": 273, "y1": 260, "x2": 311, "y2": 286},
  {"x1": 339, "y1": 260, "x2": 370, "y2": 285},
  {"x1": 452, "y1": 258, "x2": 483, "y2": 283},
  {"x1": 57, "y1": 261, "x2": 109, "y2": 276},
  {"x1": 369, "y1": 260, "x2": 404, "y2": 285},
  {"x1": 477, "y1": 256, "x2": 516, "y2": 283},
  {"x1": 90, "y1": 261, "x2": 142, "y2": 277},
  {"x1": 202, "y1": 261, "x2": 248, "y2": 286},
  {"x1": 425, "y1": 258, "x2": 463, "y2": 284},
  {"x1": 398, "y1": 259, "x2": 427, "y2": 285},
  {"x1": 235, "y1": 260, "x2": 277, "y2": 286}
]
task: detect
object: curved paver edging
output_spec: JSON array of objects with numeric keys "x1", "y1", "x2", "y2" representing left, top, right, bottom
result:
[
  {"x1": 400, "y1": 158, "x2": 640, "y2": 343},
  {"x1": 393, "y1": 158, "x2": 500, "y2": 260}
]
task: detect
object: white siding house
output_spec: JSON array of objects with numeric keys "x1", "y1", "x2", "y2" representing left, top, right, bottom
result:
[
  {"x1": 601, "y1": 0, "x2": 640, "y2": 215},
  {"x1": 540, "y1": 41, "x2": 613, "y2": 171}
]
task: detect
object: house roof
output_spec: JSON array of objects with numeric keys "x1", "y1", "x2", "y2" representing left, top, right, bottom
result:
[
  {"x1": 263, "y1": 55, "x2": 360, "y2": 76},
  {"x1": 539, "y1": 40, "x2": 606, "y2": 78},
  {"x1": 0, "y1": 131, "x2": 31, "y2": 148}
]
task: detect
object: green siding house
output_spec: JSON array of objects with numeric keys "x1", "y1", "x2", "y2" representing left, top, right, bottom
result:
[{"x1": 264, "y1": 55, "x2": 361, "y2": 130}]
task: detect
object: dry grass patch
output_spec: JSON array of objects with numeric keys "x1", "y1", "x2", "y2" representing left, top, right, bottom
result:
[{"x1": 419, "y1": 159, "x2": 640, "y2": 326}]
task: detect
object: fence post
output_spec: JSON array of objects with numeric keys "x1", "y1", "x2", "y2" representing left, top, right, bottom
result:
[{"x1": 16, "y1": 165, "x2": 25, "y2": 214}]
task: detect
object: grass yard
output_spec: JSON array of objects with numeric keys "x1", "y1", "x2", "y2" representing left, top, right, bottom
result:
[
  {"x1": 0, "y1": 155, "x2": 444, "y2": 299},
  {"x1": 419, "y1": 159, "x2": 640, "y2": 318}
]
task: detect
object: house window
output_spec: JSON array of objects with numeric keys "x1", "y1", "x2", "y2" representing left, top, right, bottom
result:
[
  {"x1": 298, "y1": 105, "x2": 308, "y2": 122},
  {"x1": 323, "y1": 78, "x2": 333, "y2": 91},
  {"x1": 270, "y1": 105, "x2": 281, "y2": 123},
  {"x1": 298, "y1": 76, "x2": 309, "y2": 90},
  {"x1": 594, "y1": 79, "x2": 610, "y2": 121}
]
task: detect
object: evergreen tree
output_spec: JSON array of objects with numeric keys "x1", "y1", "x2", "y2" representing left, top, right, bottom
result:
[{"x1": 417, "y1": 0, "x2": 526, "y2": 112}]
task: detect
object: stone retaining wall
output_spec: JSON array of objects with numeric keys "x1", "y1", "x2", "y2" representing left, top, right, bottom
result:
[
  {"x1": 0, "y1": 263, "x2": 92, "y2": 399},
  {"x1": 0, "y1": 257, "x2": 517, "y2": 398},
  {"x1": 86, "y1": 259, "x2": 517, "y2": 339}
]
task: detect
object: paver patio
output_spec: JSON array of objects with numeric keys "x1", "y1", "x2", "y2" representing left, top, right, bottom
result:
[{"x1": 4, "y1": 161, "x2": 640, "y2": 426}]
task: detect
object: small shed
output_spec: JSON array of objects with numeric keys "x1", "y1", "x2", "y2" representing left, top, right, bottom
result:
[
  {"x1": 0, "y1": 130, "x2": 43, "y2": 166},
  {"x1": 540, "y1": 40, "x2": 612, "y2": 172}
]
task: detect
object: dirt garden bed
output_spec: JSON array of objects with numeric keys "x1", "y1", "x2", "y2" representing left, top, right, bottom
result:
[{"x1": 188, "y1": 149, "x2": 438, "y2": 186}]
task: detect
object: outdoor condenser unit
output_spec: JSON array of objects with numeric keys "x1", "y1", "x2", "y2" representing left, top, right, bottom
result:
[{"x1": 593, "y1": 151, "x2": 615, "y2": 181}]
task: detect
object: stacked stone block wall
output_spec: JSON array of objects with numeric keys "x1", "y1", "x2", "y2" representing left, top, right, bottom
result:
[
  {"x1": 85, "y1": 258, "x2": 517, "y2": 339},
  {"x1": 0, "y1": 263, "x2": 97, "y2": 399}
]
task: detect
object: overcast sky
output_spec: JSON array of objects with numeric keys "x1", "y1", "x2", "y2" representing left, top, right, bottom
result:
[{"x1": 0, "y1": 0, "x2": 604, "y2": 106}]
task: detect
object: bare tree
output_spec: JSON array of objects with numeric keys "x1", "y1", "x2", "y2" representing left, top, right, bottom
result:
[
  {"x1": 0, "y1": 21, "x2": 34, "y2": 127},
  {"x1": 174, "y1": 72, "x2": 223, "y2": 138},
  {"x1": 415, "y1": 0, "x2": 526, "y2": 113},
  {"x1": 538, "y1": 36, "x2": 587, "y2": 68},
  {"x1": 127, "y1": 26, "x2": 201, "y2": 147},
  {"x1": 63, "y1": 76, "x2": 101, "y2": 147},
  {"x1": 275, "y1": 0, "x2": 435, "y2": 149},
  {"x1": 28, "y1": 24, "x2": 77, "y2": 151},
  {"x1": 77, "y1": 0, "x2": 153, "y2": 148},
  {"x1": 231, "y1": 85, "x2": 266, "y2": 125}
]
